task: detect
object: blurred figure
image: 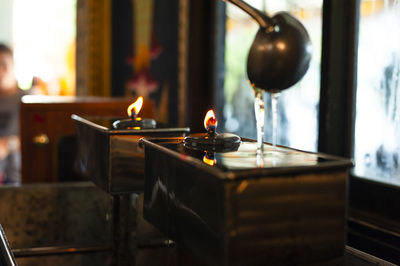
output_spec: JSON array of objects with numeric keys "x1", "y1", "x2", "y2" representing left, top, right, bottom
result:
[{"x1": 0, "y1": 43, "x2": 25, "y2": 185}]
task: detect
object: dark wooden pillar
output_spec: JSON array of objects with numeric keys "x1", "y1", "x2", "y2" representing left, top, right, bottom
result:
[{"x1": 186, "y1": 0, "x2": 225, "y2": 132}]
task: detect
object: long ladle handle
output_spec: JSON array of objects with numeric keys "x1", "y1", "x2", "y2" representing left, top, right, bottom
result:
[{"x1": 224, "y1": 0, "x2": 272, "y2": 28}]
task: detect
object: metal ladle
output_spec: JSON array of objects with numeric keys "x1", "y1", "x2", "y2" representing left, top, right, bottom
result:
[
  {"x1": 224, "y1": 0, "x2": 312, "y2": 90},
  {"x1": 224, "y1": 0, "x2": 312, "y2": 155}
]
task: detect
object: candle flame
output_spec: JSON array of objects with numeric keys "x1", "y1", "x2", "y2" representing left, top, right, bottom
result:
[
  {"x1": 204, "y1": 110, "x2": 217, "y2": 132},
  {"x1": 127, "y1": 96, "x2": 143, "y2": 118}
]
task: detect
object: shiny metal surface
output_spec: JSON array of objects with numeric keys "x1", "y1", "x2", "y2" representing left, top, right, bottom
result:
[
  {"x1": 72, "y1": 115, "x2": 189, "y2": 195},
  {"x1": 141, "y1": 138, "x2": 352, "y2": 265},
  {"x1": 12, "y1": 245, "x2": 111, "y2": 257},
  {"x1": 225, "y1": 0, "x2": 312, "y2": 92},
  {"x1": 0, "y1": 224, "x2": 17, "y2": 266}
]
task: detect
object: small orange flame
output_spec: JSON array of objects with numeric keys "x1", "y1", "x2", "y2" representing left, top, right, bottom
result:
[
  {"x1": 127, "y1": 96, "x2": 143, "y2": 118},
  {"x1": 204, "y1": 109, "x2": 217, "y2": 132}
]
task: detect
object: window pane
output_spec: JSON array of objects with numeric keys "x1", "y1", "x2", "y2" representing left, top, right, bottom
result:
[
  {"x1": 354, "y1": 0, "x2": 400, "y2": 186},
  {"x1": 223, "y1": 1, "x2": 322, "y2": 152}
]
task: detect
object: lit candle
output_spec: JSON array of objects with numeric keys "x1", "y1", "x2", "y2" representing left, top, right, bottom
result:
[
  {"x1": 112, "y1": 96, "x2": 156, "y2": 129},
  {"x1": 184, "y1": 109, "x2": 240, "y2": 152}
]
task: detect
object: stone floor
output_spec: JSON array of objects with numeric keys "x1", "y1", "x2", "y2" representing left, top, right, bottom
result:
[
  {"x1": 0, "y1": 182, "x2": 176, "y2": 266},
  {"x1": 0, "y1": 182, "x2": 113, "y2": 266}
]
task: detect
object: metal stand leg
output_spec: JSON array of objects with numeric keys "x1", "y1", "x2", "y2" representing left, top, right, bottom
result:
[{"x1": 113, "y1": 194, "x2": 137, "y2": 266}]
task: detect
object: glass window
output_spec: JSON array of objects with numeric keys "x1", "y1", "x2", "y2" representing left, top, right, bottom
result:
[
  {"x1": 12, "y1": 0, "x2": 76, "y2": 95},
  {"x1": 353, "y1": 0, "x2": 400, "y2": 186},
  {"x1": 223, "y1": 0, "x2": 322, "y2": 152}
]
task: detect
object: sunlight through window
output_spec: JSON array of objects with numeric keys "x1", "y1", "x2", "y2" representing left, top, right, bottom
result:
[
  {"x1": 354, "y1": 0, "x2": 400, "y2": 186},
  {"x1": 12, "y1": 0, "x2": 76, "y2": 95}
]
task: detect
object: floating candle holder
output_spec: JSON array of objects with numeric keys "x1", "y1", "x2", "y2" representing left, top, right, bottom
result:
[
  {"x1": 112, "y1": 96, "x2": 156, "y2": 129},
  {"x1": 183, "y1": 110, "x2": 240, "y2": 152}
]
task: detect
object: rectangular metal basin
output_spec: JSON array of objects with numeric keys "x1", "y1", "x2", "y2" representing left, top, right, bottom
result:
[
  {"x1": 72, "y1": 115, "x2": 189, "y2": 194},
  {"x1": 141, "y1": 137, "x2": 353, "y2": 266}
]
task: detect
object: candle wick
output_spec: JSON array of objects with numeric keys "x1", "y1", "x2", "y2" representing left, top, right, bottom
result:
[{"x1": 207, "y1": 126, "x2": 217, "y2": 136}]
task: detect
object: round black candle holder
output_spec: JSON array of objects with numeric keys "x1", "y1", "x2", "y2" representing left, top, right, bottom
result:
[
  {"x1": 112, "y1": 118, "x2": 156, "y2": 130},
  {"x1": 184, "y1": 132, "x2": 241, "y2": 152}
]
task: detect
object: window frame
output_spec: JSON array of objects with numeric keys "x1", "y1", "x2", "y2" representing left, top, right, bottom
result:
[{"x1": 308, "y1": 0, "x2": 400, "y2": 263}]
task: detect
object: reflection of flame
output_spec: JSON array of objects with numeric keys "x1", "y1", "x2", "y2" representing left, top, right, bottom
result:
[
  {"x1": 204, "y1": 110, "x2": 217, "y2": 132},
  {"x1": 203, "y1": 152, "x2": 216, "y2": 166},
  {"x1": 203, "y1": 156, "x2": 216, "y2": 166},
  {"x1": 127, "y1": 96, "x2": 143, "y2": 118}
]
